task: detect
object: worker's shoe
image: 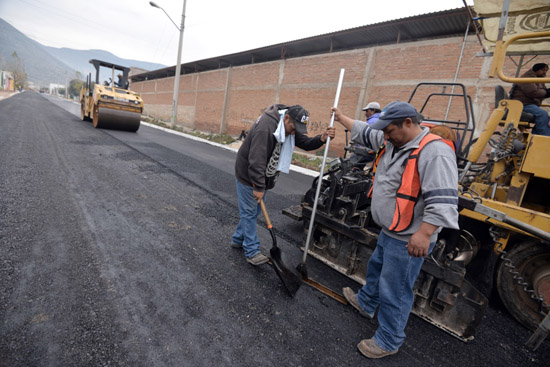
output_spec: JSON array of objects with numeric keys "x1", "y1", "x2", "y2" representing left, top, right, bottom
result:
[
  {"x1": 231, "y1": 243, "x2": 242, "y2": 249},
  {"x1": 246, "y1": 253, "x2": 269, "y2": 266},
  {"x1": 357, "y1": 338, "x2": 398, "y2": 359},
  {"x1": 343, "y1": 287, "x2": 373, "y2": 319}
]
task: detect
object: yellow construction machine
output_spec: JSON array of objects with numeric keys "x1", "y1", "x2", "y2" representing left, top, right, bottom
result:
[
  {"x1": 283, "y1": 0, "x2": 550, "y2": 350},
  {"x1": 80, "y1": 59, "x2": 143, "y2": 132},
  {"x1": 459, "y1": 0, "x2": 550, "y2": 350}
]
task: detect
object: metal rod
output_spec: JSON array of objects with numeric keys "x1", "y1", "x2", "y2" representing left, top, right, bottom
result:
[
  {"x1": 497, "y1": 0, "x2": 511, "y2": 41},
  {"x1": 301, "y1": 68, "x2": 345, "y2": 265},
  {"x1": 445, "y1": 20, "x2": 470, "y2": 120},
  {"x1": 462, "y1": 0, "x2": 485, "y2": 53},
  {"x1": 515, "y1": 55, "x2": 525, "y2": 77}
]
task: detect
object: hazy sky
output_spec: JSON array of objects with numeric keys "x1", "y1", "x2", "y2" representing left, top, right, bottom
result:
[{"x1": 0, "y1": 0, "x2": 474, "y2": 67}]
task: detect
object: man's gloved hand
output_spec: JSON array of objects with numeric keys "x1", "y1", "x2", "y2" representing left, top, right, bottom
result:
[{"x1": 545, "y1": 88, "x2": 550, "y2": 99}]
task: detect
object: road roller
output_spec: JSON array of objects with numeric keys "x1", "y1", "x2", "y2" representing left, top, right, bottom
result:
[{"x1": 80, "y1": 59, "x2": 143, "y2": 132}]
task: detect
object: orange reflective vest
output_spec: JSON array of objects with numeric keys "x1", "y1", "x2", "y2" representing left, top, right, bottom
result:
[{"x1": 368, "y1": 133, "x2": 454, "y2": 233}]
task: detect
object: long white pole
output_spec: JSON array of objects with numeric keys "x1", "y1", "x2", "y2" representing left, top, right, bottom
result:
[{"x1": 301, "y1": 68, "x2": 345, "y2": 265}]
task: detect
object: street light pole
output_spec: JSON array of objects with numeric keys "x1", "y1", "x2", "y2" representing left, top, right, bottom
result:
[{"x1": 150, "y1": 1, "x2": 187, "y2": 128}]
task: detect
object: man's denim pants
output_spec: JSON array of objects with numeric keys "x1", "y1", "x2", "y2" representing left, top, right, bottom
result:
[
  {"x1": 356, "y1": 231, "x2": 434, "y2": 351},
  {"x1": 232, "y1": 179, "x2": 264, "y2": 258},
  {"x1": 523, "y1": 104, "x2": 550, "y2": 136}
]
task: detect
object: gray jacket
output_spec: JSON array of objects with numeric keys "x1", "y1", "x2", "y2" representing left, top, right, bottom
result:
[{"x1": 351, "y1": 120, "x2": 459, "y2": 242}]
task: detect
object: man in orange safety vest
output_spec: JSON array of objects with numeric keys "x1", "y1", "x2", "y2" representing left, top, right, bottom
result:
[{"x1": 331, "y1": 101, "x2": 459, "y2": 359}]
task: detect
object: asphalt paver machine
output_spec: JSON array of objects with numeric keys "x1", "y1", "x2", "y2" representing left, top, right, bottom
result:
[{"x1": 283, "y1": 0, "x2": 550, "y2": 350}]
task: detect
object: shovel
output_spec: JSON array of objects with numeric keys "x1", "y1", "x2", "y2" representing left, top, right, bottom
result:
[
  {"x1": 259, "y1": 200, "x2": 302, "y2": 297},
  {"x1": 296, "y1": 68, "x2": 348, "y2": 305}
]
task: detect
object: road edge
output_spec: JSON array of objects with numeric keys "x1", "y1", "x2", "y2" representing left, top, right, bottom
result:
[{"x1": 140, "y1": 121, "x2": 321, "y2": 178}]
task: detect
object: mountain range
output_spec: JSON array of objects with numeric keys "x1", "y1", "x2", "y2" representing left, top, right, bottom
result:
[{"x1": 0, "y1": 18, "x2": 166, "y2": 88}]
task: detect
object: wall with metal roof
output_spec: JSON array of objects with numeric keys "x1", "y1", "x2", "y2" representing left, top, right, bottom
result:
[{"x1": 131, "y1": 7, "x2": 474, "y2": 82}]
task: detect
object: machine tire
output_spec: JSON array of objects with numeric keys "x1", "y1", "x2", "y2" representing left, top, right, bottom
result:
[
  {"x1": 81, "y1": 101, "x2": 91, "y2": 121},
  {"x1": 496, "y1": 240, "x2": 550, "y2": 331},
  {"x1": 92, "y1": 106, "x2": 100, "y2": 128}
]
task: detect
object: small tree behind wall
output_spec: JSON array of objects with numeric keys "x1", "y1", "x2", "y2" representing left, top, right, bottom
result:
[{"x1": 3, "y1": 52, "x2": 27, "y2": 90}]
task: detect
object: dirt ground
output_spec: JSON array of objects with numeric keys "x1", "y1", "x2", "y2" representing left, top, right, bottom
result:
[{"x1": 0, "y1": 90, "x2": 18, "y2": 100}]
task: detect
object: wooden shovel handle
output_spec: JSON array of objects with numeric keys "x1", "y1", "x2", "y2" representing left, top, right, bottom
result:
[{"x1": 259, "y1": 200, "x2": 272, "y2": 229}]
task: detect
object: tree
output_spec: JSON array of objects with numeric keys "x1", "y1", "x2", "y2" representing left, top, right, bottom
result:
[
  {"x1": 68, "y1": 78, "x2": 84, "y2": 98},
  {"x1": 5, "y1": 52, "x2": 27, "y2": 90},
  {"x1": 67, "y1": 71, "x2": 86, "y2": 99}
]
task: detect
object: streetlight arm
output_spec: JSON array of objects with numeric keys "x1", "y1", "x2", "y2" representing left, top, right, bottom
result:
[{"x1": 150, "y1": 1, "x2": 181, "y2": 31}]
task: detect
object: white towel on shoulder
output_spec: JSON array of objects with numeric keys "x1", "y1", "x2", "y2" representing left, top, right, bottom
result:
[{"x1": 273, "y1": 110, "x2": 295, "y2": 174}]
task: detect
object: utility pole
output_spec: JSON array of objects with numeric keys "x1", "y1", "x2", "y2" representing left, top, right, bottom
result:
[{"x1": 150, "y1": 1, "x2": 187, "y2": 128}]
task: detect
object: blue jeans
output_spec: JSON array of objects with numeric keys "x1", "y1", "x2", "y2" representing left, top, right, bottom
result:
[
  {"x1": 523, "y1": 104, "x2": 550, "y2": 136},
  {"x1": 356, "y1": 231, "x2": 434, "y2": 351},
  {"x1": 232, "y1": 179, "x2": 264, "y2": 258}
]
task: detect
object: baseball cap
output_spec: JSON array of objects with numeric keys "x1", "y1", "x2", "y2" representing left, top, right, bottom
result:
[
  {"x1": 286, "y1": 105, "x2": 309, "y2": 134},
  {"x1": 362, "y1": 101, "x2": 380, "y2": 111},
  {"x1": 369, "y1": 101, "x2": 420, "y2": 130}
]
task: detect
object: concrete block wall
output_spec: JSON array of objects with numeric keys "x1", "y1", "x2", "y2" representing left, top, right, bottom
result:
[{"x1": 133, "y1": 34, "x2": 535, "y2": 156}]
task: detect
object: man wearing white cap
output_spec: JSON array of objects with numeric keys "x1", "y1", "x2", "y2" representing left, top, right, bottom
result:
[
  {"x1": 362, "y1": 101, "x2": 381, "y2": 124},
  {"x1": 349, "y1": 102, "x2": 382, "y2": 168}
]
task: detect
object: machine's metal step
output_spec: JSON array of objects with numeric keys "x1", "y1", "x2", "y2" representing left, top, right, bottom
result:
[
  {"x1": 526, "y1": 310, "x2": 550, "y2": 351},
  {"x1": 282, "y1": 204, "x2": 303, "y2": 221}
]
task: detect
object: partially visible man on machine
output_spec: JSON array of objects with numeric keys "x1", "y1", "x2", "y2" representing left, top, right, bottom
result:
[
  {"x1": 331, "y1": 101, "x2": 459, "y2": 359},
  {"x1": 510, "y1": 62, "x2": 550, "y2": 136},
  {"x1": 231, "y1": 104, "x2": 335, "y2": 265},
  {"x1": 348, "y1": 101, "x2": 382, "y2": 169}
]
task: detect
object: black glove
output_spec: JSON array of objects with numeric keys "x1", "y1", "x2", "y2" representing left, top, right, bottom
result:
[{"x1": 545, "y1": 88, "x2": 550, "y2": 99}]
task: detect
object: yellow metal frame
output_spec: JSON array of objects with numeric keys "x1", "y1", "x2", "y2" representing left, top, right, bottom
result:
[
  {"x1": 461, "y1": 198, "x2": 550, "y2": 236},
  {"x1": 466, "y1": 99, "x2": 523, "y2": 164},
  {"x1": 489, "y1": 31, "x2": 550, "y2": 83},
  {"x1": 462, "y1": 35, "x2": 550, "y2": 250}
]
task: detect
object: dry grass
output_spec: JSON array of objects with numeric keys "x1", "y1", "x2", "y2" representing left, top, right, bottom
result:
[{"x1": 142, "y1": 115, "x2": 332, "y2": 171}]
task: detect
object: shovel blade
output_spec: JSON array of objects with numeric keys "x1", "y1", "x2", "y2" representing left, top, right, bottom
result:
[{"x1": 270, "y1": 246, "x2": 302, "y2": 297}]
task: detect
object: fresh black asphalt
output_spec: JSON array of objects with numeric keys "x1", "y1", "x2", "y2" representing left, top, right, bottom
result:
[{"x1": 0, "y1": 92, "x2": 547, "y2": 366}]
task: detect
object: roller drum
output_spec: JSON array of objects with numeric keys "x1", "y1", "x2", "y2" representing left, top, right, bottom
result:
[{"x1": 94, "y1": 106, "x2": 141, "y2": 132}]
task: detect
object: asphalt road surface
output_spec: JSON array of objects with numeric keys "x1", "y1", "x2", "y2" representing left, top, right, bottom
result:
[{"x1": 1, "y1": 92, "x2": 548, "y2": 366}]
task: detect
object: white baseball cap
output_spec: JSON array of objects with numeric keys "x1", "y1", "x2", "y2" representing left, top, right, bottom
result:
[{"x1": 362, "y1": 102, "x2": 381, "y2": 111}]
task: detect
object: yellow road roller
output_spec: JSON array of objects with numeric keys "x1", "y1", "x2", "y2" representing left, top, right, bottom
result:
[{"x1": 80, "y1": 59, "x2": 143, "y2": 132}]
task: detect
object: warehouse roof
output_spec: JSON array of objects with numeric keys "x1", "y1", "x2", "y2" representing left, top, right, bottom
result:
[{"x1": 131, "y1": 7, "x2": 475, "y2": 82}]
